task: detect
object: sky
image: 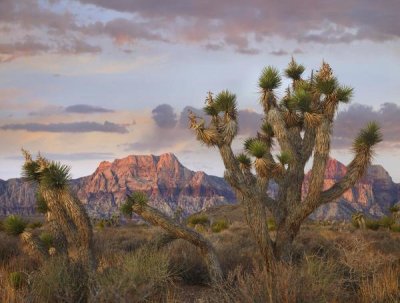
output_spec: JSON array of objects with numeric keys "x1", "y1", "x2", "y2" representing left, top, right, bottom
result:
[{"x1": 0, "y1": 0, "x2": 399, "y2": 181}]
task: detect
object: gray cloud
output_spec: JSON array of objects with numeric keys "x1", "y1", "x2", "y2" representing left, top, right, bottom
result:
[
  {"x1": 29, "y1": 104, "x2": 114, "y2": 116},
  {"x1": 5, "y1": 152, "x2": 115, "y2": 161},
  {"x1": 65, "y1": 104, "x2": 114, "y2": 114},
  {"x1": 152, "y1": 104, "x2": 177, "y2": 128},
  {"x1": 2, "y1": 0, "x2": 399, "y2": 62},
  {"x1": 1, "y1": 121, "x2": 129, "y2": 133},
  {"x1": 333, "y1": 103, "x2": 400, "y2": 149}
]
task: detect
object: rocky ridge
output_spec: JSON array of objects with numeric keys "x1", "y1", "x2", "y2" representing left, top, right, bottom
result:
[{"x1": 0, "y1": 154, "x2": 398, "y2": 220}]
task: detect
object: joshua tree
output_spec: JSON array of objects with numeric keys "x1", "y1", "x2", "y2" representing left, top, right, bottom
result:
[
  {"x1": 21, "y1": 150, "x2": 96, "y2": 270},
  {"x1": 189, "y1": 59, "x2": 382, "y2": 271}
]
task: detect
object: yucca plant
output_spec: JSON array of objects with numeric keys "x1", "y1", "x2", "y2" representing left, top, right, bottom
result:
[
  {"x1": 189, "y1": 59, "x2": 382, "y2": 272},
  {"x1": 4, "y1": 215, "x2": 27, "y2": 236}
]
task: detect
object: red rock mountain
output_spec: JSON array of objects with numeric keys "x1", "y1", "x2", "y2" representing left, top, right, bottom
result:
[{"x1": 0, "y1": 154, "x2": 398, "y2": 220}]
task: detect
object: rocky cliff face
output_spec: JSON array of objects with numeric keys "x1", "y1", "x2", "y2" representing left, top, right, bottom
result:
[
  {"x1": 71, "y1": 153, "x2": 236, "y2": 217},
  {"x1": 305, "y1": 158, "x2": 400, "y2": 220},
  {"x1": 0, "y1": 154, "x2": 398, "y2": 220}
]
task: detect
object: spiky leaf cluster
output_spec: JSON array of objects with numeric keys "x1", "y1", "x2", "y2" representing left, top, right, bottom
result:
[
  {"x1": 259, "y1": 67, "x2": 281, "y2": 91},
  {"x1": 276, "y1": 151, "x2": 292, "y2": 166},
  {"x1": 40, "y1": 162, "x2": 71, "y2": 190},
  {"x1": 285, "y1": 58, "x2": 305, "y2": 80},
  {"x1": 336, "y1": 85, "x2": 353, "y2": 103},
  {"x1": 120, "y1": 191, "x2": 148, "y2": 216},
  {"x1": 22, "y1": 161, "x2": 41, "y2": 183},
  {"x1": 214, "y1": 90, "x2": 237, "y2": 119},
  {"x1": 353, "y1": 122, "x2": 382, "y2": 152},
  {"x1": 247, "y1": 140, "x2": 268, "y2": 159},
  {"x1": 236, "y1": 153, "x2": 252, "y2": 170}
]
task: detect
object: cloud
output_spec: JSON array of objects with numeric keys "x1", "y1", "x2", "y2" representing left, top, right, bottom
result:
[
  {"x1": 2, "y1": 0, "x2": 399, "y2": 62},
  {"x1": 152, "y1": 104, "x2": 177, "y2": 128},
  {"x1": 0, "y1": 121, "x2": 129, "y2": 133},
  {"x1": 5, "y1": 152, "x2": 115, "y2": 161},
  {"x1": 76, "y1": 0, "x2": 400, "y2": 48},
  {"x1": 332, "y1": 103, "x2": 400, "y2": 149},
  {"x1": 65, "y1": 104, "x2": 114, "y2": 114},
  {"x1": 28, "y1": 104, "x2": 114, "y2": 116}
]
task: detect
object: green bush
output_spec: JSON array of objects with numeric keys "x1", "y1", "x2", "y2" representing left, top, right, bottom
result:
[
  {"x1": 351, "y1": 217, "x2": 360, "y2": 229},
  {"x1": 366, "y1": 220, "x2": 380, "y2": 231},
  {"x1": 4, "y1": 215, "x2": 27, "y2": 236},
  {"x1": 267, "y1": 218, "x2": 276, "y2": 231},
  {"x1": 390, "y1": 224, "x2": 400, "y2": 232},
  {"x1": 379, "y1": 216, "x2": 395, "y2": 229},
  {"x1": 211, "y1": 219, "x2": 229, "y2": 233},
  {"x1": 8, "y1": 271, "x2": 24, "y2": 289},
  {"x1": 31, "y1": 257, "x2": 88, "y2": 302},
  {"x1": 39, "y1": 232, "x2": 53, "y2": 248},
  {"x1": 187, "y1": 214, "x2": 210, "y2": 227},
  {"x1": 90, "y1": 247, "x2": 172, "y2": 301}
]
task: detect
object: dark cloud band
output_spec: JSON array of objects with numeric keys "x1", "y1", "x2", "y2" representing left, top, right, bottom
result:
[{"x1": 1, "y1": 121, "x2": 128, "y2": 133}]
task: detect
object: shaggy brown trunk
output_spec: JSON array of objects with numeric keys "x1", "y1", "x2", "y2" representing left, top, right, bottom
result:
[
  {"x1": 41, "y1": 188, "x2": 96, "y2": 270},
  {"x1": 132, "y1": 203, "x2": 223, "y2": 283}
]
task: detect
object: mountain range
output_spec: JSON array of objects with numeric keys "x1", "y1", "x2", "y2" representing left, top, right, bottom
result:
[{"x1": 0, "y1": 153, "x2": 399, "y2": 221}]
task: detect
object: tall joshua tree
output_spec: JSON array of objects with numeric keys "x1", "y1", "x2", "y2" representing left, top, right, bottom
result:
[
  {"x1": 21, "y1": 150, "x2": 96, "y2": 270},
  {"x1": 189, "y1": 59, "x2": 382, "y2": 271}
]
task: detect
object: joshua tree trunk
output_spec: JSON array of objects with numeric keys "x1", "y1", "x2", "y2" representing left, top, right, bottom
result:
[
  {"x1": 130, "y1": 201, "x2": 223, "y2": 283},
  {"x1": 189, "y1": 60, "x2": 382, "y2": 270},
  {"x1": 21, "y1": 151, "x2": 96, "y2": 271}
]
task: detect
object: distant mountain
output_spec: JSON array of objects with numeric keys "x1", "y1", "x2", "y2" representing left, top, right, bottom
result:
[
  {"x1": 304, "y1": 158, "x2": 400, "y2": 220},
  {"x1": 0, "y1": 154, "x2": 398, "y2": 220}
]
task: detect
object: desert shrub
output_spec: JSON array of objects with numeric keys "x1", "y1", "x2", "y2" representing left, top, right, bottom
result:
[
  {"x1": 0, "y1": 233, "x2": 19, "y2": 264},
  {"x1": 211, "y1": 219, "x2": 229, "y2": 233},
  {"x1": 0, "y1": 219, "x2": 3, "y2": 232},
  {"x1": 209, "y1": 257, "x2": 345, "y2": 303},
  {"x1": 168, "y1": 240, "x2": 209, "y2": 285},
  {"x1": 8, "y1": 272, "x2": 24, "y2": 290},
  {"x1": 267, "y1": 218, "x2": 276, "y2": 231},
  {"x1": 187, "y1": 214, "x2": 210, "y2": 227},
  {"x1": 96, "y1": 219, "x2": 106, "y2": 230},
  {"x1": 28, "y1": 221, "x2": 43, "y2": 229},
  {"x1": 3, "y1": 215, "x2": 27, "y2": 236},
  {"x1": 390, "y1": 224, "x2": 400, "y2": 232},
  {"x1": 358, "y1": 264, "x2": 400, "y2": 303},
  {"x1": 351, "y1": 217, "x2": 360, "y2": 228},
  {"x1": 31, "y1": 256, "x2": 88, "y2": 303},
  {"x1": 366, "y1": 220, "x2": 380, "y2": 231},
  {"x1": 379, "y1": 216, "x2": 395, "y2": 229},
  {"x1": 39, "y1": 232, "x2": 53, "y2": 249},
  {"x1": 90, "y1": 247, "x2": 172, "y2": 302},
  {"x1": 389, "y1": 205, "x2": 399, "y2": 213}
]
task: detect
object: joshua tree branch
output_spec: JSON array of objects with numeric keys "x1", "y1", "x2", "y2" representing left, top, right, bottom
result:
[
  {"x1": 131, "y1": 203, "x2": 223, "y2": 283},
  {"x1": 320, "y1": 149, "x2": 373, "y2": 205}
]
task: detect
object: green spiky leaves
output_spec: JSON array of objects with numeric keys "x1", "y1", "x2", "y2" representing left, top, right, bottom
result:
[
  {"x1": 316, "y1": 77, "x2": 338, "y2": 95},
  {"x1": 261, "y1": 123, "x2": 274, "y2": 137},
  {"x1": 36, "y1": 191, "x2": 48, "y2": 214},
  {"x1": 40, "y1": 162, "x2": 71, "y2": 190},
  {"x1": 236, "y1": 153, "x2": 252, "y2": 170},
  {"x1": 292, "y1": 88, "x2": 312, "y2": 113},
  {"x1": 121, "y1": 191, "x2": 148, "y2": 216},
  {"x1": 247, "y1": 139, "x2": 268, "y2": 159},
  {"x1": 336, "y1": 85, "x2": 353, "y2": 103},
  {"x1": 276, "y1": 151, "x2": 292, "y2": 166},
  {"x1": 353, "y1": 122, "x2": 382, "y2": 152},
  {"x1": 259, "y1": 66, "x2": 281, "y2": 91},
  {"x1": 22, "y1": 160, "x2": 41, "y2": 183},
  {"x1": 285, "y1": 58, "x2": 305, "y2": 81},
  {"x1": 214, "y1": 90, "x2": 237, "y2": 118}
]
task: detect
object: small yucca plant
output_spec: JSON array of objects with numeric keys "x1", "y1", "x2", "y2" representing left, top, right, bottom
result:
[{"x1": 4, "y1": 215, "x2": 27, "y2": 236}]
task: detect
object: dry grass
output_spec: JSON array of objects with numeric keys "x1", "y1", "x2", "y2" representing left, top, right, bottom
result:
[{"x1": 1, "y1": 216, "x2": 399, "y2": 303}]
